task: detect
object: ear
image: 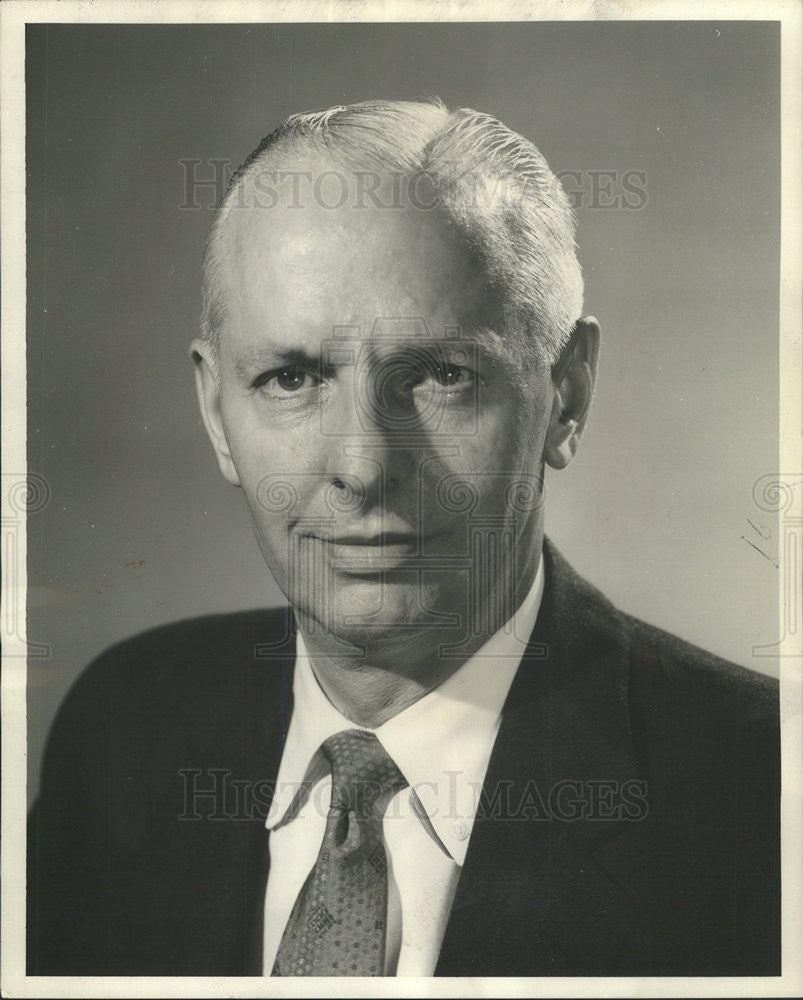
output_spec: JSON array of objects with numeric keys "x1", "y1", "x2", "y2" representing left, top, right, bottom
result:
[
  {"x1": 543, "y1": 317, "x2": 600, "y2": 471},
  {"x1": 189, "y1": 338, "x2": 241, "y2": 487}
]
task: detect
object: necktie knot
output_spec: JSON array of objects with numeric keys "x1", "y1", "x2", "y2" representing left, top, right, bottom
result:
[{"x1": 322, "y1": 729, "x2": 406, "y2": 814}]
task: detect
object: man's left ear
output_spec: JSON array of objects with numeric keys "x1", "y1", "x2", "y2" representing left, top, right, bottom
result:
[{"x1": 543, "y1": 317, "x2": 600, "y2": 470}]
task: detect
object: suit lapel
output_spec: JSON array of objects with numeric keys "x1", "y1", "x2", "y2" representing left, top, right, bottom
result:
[
  {"x1": 214, "y1": 613, "x2": 297, "y2": 975},
  {"x1": 436, "y1": 540, "x2": 653, "y2": 975}
]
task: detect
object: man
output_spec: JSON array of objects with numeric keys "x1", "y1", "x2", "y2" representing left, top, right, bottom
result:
[{"x1": 28, "y1": 99, "x2": 780, "y2": 977}]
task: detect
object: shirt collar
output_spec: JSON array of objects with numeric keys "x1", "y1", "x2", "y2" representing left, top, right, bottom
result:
[{"x1": 266, "y1": 555, "x2": 545, "y2": 865}]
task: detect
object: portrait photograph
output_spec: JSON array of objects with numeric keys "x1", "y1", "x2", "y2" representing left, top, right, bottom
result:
[{"x1": 1, "y1": 1, "x2": 801, "y2": 997}]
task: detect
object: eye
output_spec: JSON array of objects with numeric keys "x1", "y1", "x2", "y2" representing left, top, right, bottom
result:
[
  {"x1": 433, "y1": 364, "x2": 472, "y2": 387},
  {"x1": 253, "y1": 366, "x2": 324, "y2": 396},
  {"x1": 410, "y1": 361, "x2": 475, "y2": 394}
]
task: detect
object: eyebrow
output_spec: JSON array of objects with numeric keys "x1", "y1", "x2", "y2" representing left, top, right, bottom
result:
[
  {"x1": 234, "y1": 346, "x2": 323, "y2": 381},
  {"x1": 232, "y1": 330, "x2": 525, "y2": 381}
]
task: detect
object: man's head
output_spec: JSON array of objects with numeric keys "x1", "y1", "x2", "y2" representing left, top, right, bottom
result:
[{"x1": 191, "y1": 98, "x2": 598, "y2": 663}]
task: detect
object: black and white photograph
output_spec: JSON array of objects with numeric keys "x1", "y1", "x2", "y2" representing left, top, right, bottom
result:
[{"x1": 2, "y1": 1, "x2": 801, "y2": 996}]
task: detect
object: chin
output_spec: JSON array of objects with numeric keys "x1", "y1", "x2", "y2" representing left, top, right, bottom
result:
[{"x1": 289, "y1": 573, "x2": 463, "y2": 648}]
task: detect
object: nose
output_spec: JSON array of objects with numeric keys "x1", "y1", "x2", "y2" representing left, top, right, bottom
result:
[{"x1": 324, "y1": 368, "x2": 414, "y2": 507}]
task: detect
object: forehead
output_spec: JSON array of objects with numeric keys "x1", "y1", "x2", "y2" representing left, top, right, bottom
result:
[{"x1": 216, "y1": 161, "x2": 503, "y2": 346}]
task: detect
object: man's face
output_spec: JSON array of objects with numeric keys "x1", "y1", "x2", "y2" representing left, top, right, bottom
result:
[{"x1": 198, "y1": 167, "x2": 558, "y2": 650}]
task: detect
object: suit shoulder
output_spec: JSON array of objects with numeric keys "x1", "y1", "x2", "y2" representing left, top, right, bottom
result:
[
  {"x1": 543, "y1": 538, "x2": 778, "y2": 729},
  {"x1": 53, "y1": 606, "x2": 293, "y2": 726},
  {"x1": 95, "y1": 606, "x2": 291, "y2": 663},
  {"x1": 39, "y1": 606, "x2": 295, "y2": 794},
  {"x1": 623, "y1": 612, "x2": 778, "y2": 731}
]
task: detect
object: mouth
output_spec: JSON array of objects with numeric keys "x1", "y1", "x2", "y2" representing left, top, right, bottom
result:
[
  {"x1": 321, "y1": 531, "x2": 422, "y2": 546},
  {"x1": 301, "y1": 531, "x2": 428, "y2": 573}
]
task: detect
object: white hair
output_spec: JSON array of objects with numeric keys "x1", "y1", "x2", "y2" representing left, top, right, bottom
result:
[{"x1": 201, "y1": 98, "x2": 583, "y2": 370}]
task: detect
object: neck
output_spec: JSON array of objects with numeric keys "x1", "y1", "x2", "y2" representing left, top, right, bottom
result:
[
  {"x1": 298, "y1": 546, "x2": 543, "y2": 729},
  {"x1": 297, "y1": 628, "x2": 461, "y2": 728}
]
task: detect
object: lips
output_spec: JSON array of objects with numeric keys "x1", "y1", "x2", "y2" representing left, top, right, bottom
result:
[
  {"x1": 320, "y1": 532, "x2": 421, "y2": 546},
  {"x1": 300, "y1": 529, "x2": 429, "y2": 573}
]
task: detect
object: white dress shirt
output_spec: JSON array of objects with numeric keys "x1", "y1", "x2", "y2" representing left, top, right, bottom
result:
[{"x1": 263, "y1": 558, "x2": 544, "y2": 976}]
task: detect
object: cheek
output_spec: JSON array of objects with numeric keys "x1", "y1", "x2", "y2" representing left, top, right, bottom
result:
[
  {"x1": 218, "y1": 401, "x2": 330, "y2": 550},
  {"x1": 220, "y1": 398, "x2": 324, "y2": 486},
  {"x1": 428, "y1": 388, "x2": 548, "y2": 523},
  {"x1": 457, "y1": 389, "x2": 548, "y2": 472}
]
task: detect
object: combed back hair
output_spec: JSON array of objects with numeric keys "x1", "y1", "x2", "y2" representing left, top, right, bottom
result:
[{"x1": 201, "y1": 98, "x2": 583, "y2": 371}]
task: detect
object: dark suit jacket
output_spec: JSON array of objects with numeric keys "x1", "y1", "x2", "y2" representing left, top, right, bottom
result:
[{"x1": 27, "y1": 539, "x2": 780, "y2": 976}]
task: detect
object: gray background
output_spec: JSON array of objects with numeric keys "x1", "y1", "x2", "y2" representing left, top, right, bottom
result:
[{"x1": 26, "y1": 21, "x2": 781, "y2": 803}]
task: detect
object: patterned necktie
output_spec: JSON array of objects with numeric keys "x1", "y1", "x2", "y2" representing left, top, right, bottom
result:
[{"x1": 272, "y1": 729, "x2": 407, "y2": 977}]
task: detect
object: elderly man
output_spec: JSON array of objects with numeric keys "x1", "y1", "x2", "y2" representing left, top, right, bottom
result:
[{"x1": 28, "y1": 99, "x2": 779, "y2": 978}]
